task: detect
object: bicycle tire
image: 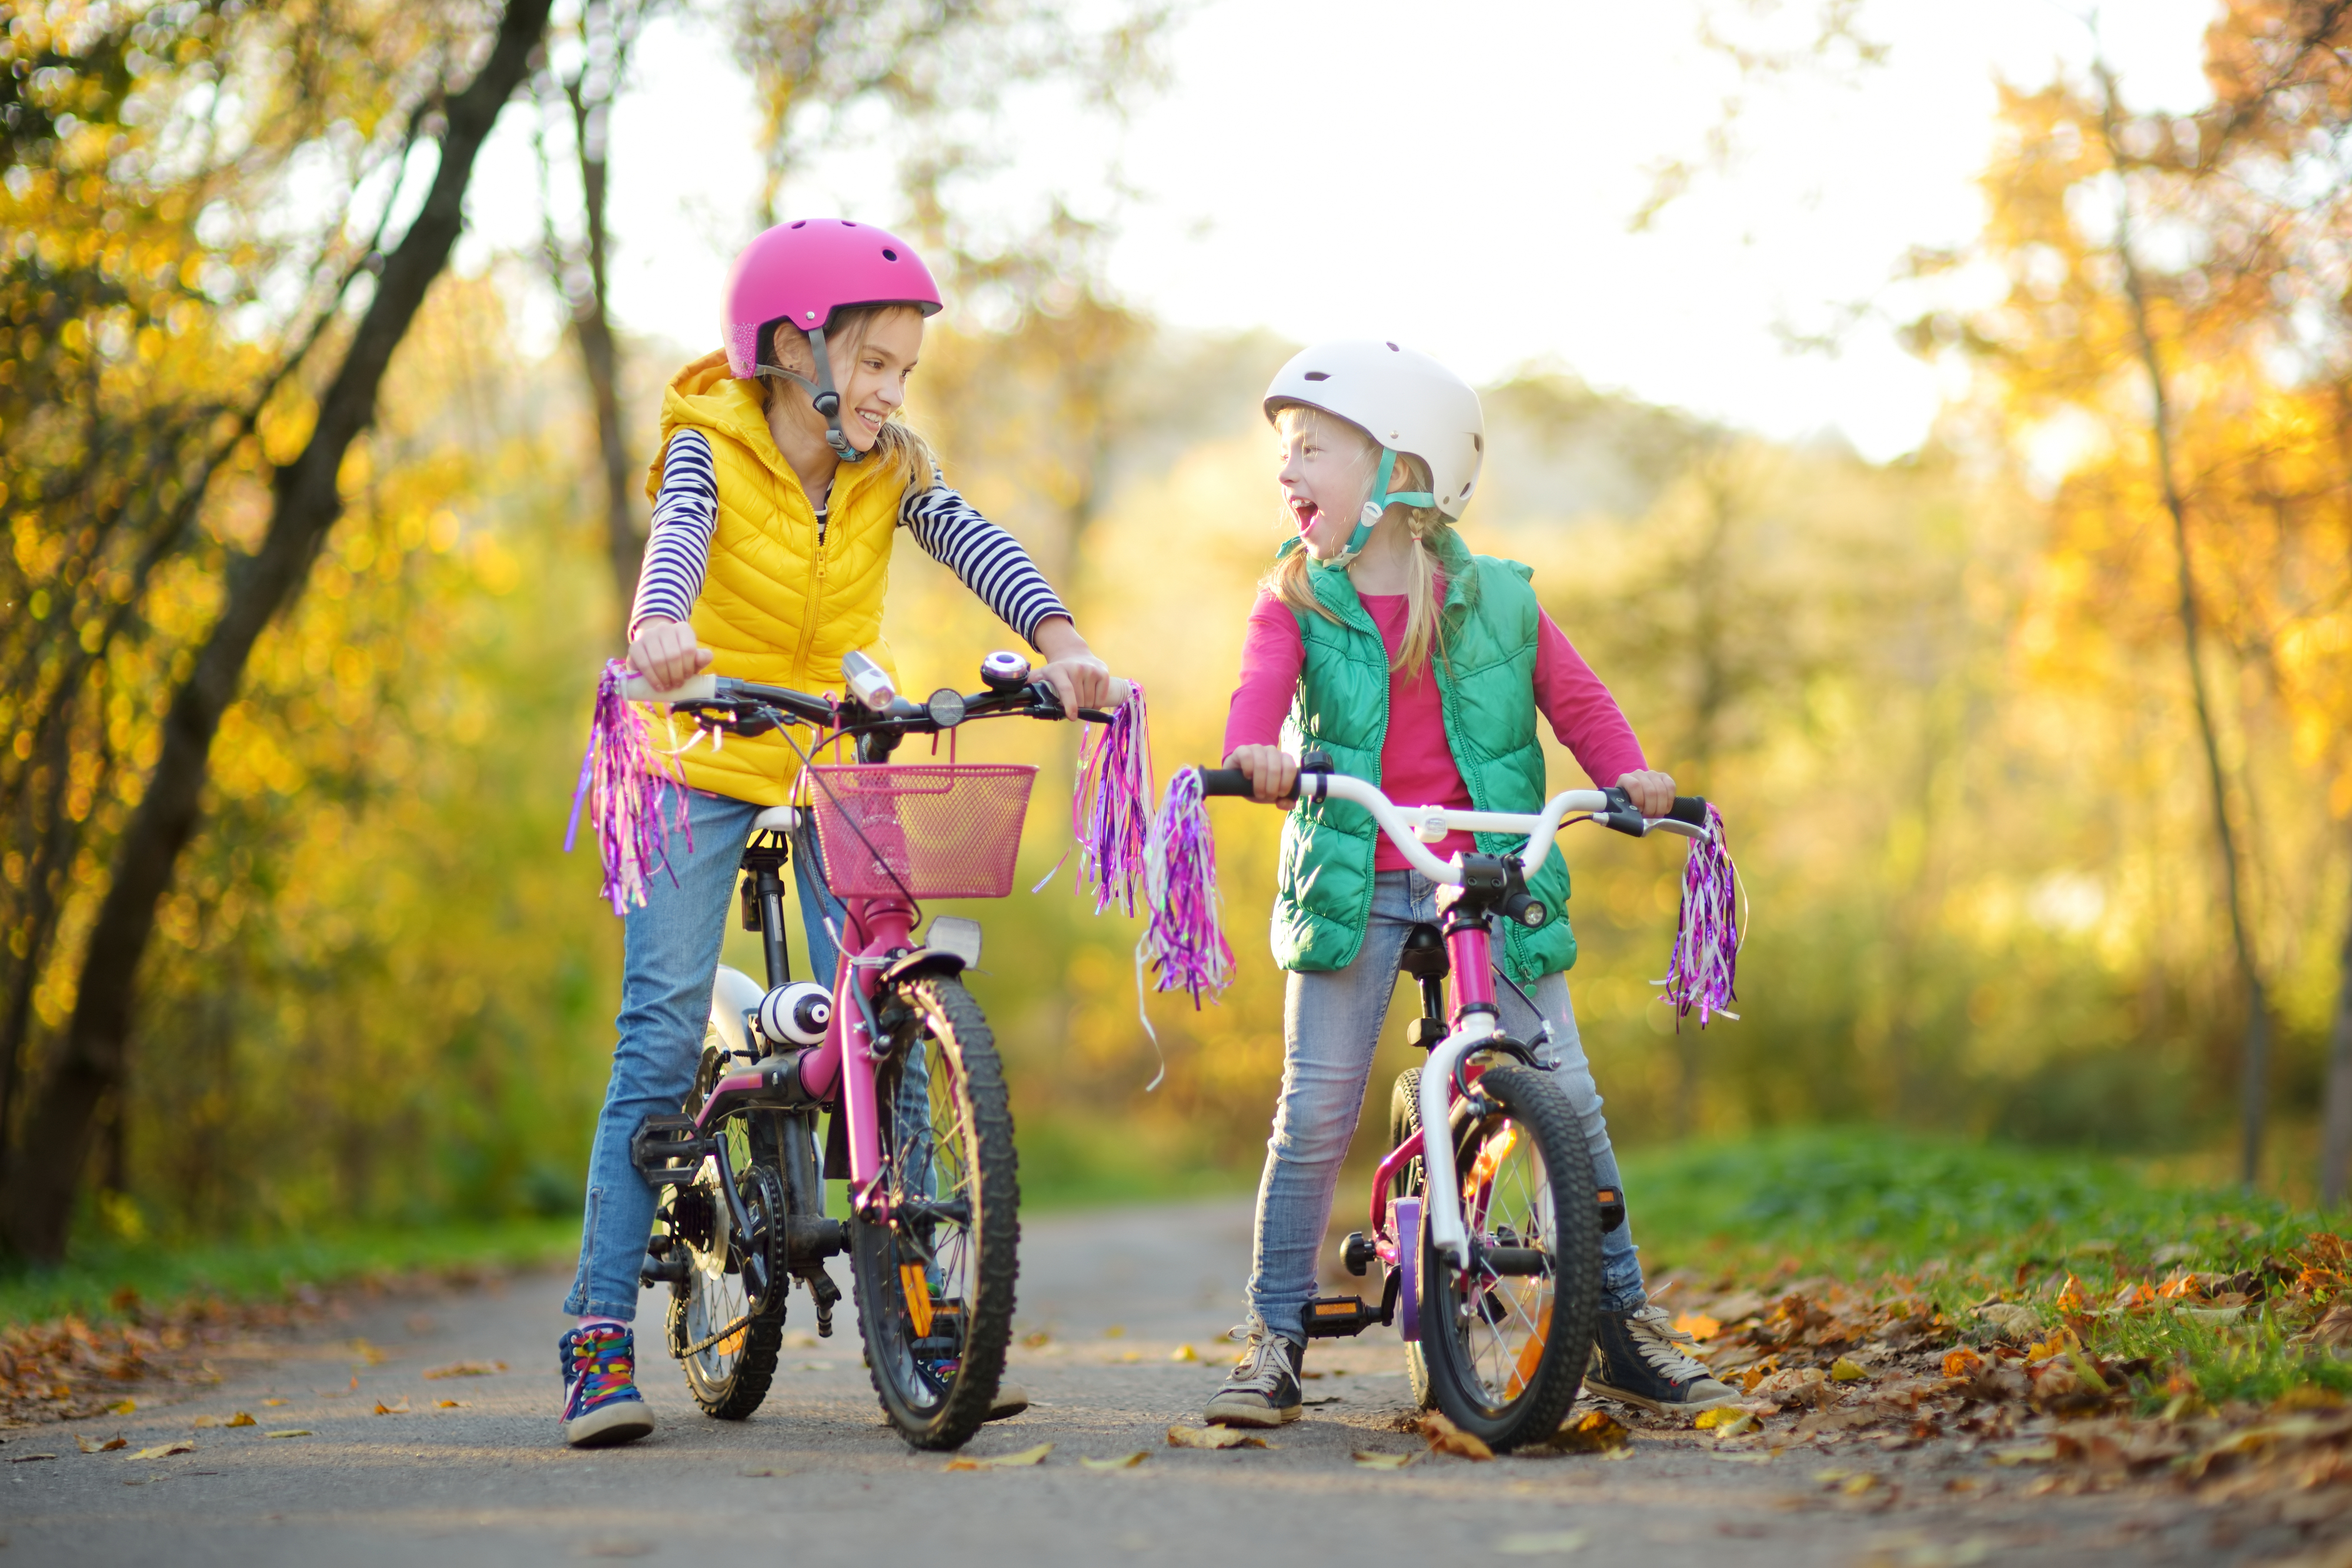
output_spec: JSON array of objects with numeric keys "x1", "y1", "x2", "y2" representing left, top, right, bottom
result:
[
  {"x1": 664, "y1": 1047, "x2": 786, "y2": 1420},
  {"x1": 1416, "y1": 1063, "x2": 1601, "y2": 1452},
  {"x1": 1387, "y1": 1067, "x2": 1439, "y2": 1412},
  {"x1": 849, "y1": 973, "x2": 1019, "y2": 1450}
]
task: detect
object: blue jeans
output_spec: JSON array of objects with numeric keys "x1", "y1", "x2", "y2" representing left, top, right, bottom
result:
[
  {"x1": 564, "y1": 790, "x2": 844, "y2": 1321},
  {"x1": 1246, "y1": 869, "x2": 1646, "y2": 1344}
]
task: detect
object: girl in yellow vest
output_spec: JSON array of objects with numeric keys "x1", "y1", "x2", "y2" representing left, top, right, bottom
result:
[{"x1": 558, "y1": 220, "x2": 1111, "y2": 1447}]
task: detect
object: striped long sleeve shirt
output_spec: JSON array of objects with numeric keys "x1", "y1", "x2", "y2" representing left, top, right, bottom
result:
[{"x1": 627, "y1": 428, "x2": 1071, "y2": 644}]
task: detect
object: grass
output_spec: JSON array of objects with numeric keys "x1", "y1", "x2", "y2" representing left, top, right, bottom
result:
[
  {"x1": 0, "y1": 1215, "x2": 579, "y2": 1329},
  {"x1": 1622, "y1": 1126, "x2": 2344, "y2": 1408}
]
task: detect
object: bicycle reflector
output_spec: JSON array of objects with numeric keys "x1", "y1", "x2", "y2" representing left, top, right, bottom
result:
[{"x1": 757, "y1": 981, "x2": 833, "y2": 1048}]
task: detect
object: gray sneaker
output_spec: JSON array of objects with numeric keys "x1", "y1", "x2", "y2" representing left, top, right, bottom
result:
[
  {"x1": 1202, "y1": 1330, "x2": 1303, "y2": 1427},
  {"x1": 1585, "y1": 1303, "x2": 1740, "y2": 1415},
  {"x1": 985, "y1": 1380, "x2": 1031, "y2": 1422}
]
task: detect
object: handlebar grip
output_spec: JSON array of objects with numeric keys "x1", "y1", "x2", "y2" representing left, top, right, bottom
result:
[
  {"x1": 1667, "y1": 795, "x2": 1709, "y2": 828},
  {"x1": 619, "y1": 674, "x2": 719, "y2": 703},
  {"x1": 1195, "y1": 767, "x2": 1258, "y2": 798}
]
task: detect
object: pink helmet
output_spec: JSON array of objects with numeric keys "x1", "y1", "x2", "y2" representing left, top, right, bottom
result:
[{"x1": 721, "y1": 218, "x2": 942, "y2": 379}]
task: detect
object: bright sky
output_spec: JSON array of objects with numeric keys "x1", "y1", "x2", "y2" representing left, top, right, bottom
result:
[{"x1": 463, "y1": 0, "x2": 2224, "y2": 462}]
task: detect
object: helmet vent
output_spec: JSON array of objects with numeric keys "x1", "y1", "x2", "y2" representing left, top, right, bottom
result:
[
  {"x1": 790, "y1": 219, "x2": 807, "y2": 228},
  {"x1": 883, "y1": 248, "x2": 898, "y2": 260},
  {"x1": 1302, "y1": 370, "x2": 1329, "y2": 382},
  {"x1": 1472, "y1": 433, "x2": 1483, "y2": 453},
  {"x1": 1385, "y1": 342, "x2": 1399, "y2": 351}
]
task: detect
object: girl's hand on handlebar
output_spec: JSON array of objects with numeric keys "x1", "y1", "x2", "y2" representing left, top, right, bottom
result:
[
  {"x1": 1615, "y1": 768, "x2": 1677, "y2": 818},
  {"x1": 1033, "y1": 616, "x2": 1115, "y2": 718},
  {"x1": 628, "y1": 617, "x2": 714, "y2": 691},
  {"x1": 1225, "y1": 745, "x2": 1298, "y2": 804}
]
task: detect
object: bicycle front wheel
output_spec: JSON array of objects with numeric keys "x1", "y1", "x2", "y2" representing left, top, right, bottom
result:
[
  {"x1": 1416, "y1": 1063, "x2": 1601, "y2": 1452},
  {"x1": 849, "y1": 973, "x2": 1019, "y2": 1450}
]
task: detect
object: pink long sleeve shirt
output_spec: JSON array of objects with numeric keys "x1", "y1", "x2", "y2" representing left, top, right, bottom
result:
[{"x1": 1223, "y1": 587, "x2": 1648, "y2": 872}]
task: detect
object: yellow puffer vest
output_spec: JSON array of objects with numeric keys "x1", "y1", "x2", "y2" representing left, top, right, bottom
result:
[{"x1": 640, "y1": 350, "x2": 906, "y2": 806}]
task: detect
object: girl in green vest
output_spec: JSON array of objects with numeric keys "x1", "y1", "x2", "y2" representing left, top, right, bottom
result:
[
  {"x1": 557, "y1": 221, "x2": 1112, "y2": 1448},
  {"x1": 1200, "y1": 340, "x2": 1736, "y2": 1428}
]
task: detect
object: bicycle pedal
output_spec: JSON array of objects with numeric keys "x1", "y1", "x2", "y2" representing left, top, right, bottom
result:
[
  {"x1": 630, "y1": 1114, "x2": 704, "y2": 1183},
  {"x1": 1598, "y1": 1186, "x2": 1626, "y2": 1234},
  {"x1": 1302, "y1": 1293, "x2": 1381, "y2": 1339}
]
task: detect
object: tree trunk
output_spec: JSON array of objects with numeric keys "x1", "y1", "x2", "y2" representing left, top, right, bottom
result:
[
  {"x1": 2095, "y1": 64, "x2": 2273, "y2": 1189},
  {"x1": 562, "y1": 38, "x2": 643, "y2": 609},
  {"x1": 0, "y1": 0, "x2": 554, "y2": 1262},
  {"x1": 2321, "y1": 851, "x2": 2352, "y2": 1206}
]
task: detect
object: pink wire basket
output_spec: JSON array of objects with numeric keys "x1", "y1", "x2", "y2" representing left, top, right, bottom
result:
[{"x1": 803, "y1": 763, "x2": 1040, "y2": 900}]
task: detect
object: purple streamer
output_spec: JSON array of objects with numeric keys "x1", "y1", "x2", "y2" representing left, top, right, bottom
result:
[
  {"x1": 564, "y1": 659, "x2": 691, "y2": 916},
  {"x1": 1658, "y1": 802, "x2": 1741, "y2": 1027},
  {"x1": 1141, "y1": 765, "x2": 1236, "y2": 1007},
  {"x1": 1073, "y1": 683, "x2": 1154, "y2": 917}
]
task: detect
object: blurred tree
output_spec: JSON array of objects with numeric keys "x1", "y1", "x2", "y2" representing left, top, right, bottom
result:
[
  {"x1": 1909, "y1": 0, "x2": 2352, "y2": 1191},
  {"x1": 0, "y1": 0, "x2": 555, "y2": 1261},
  {"x1": 530, "y1": 0, "x2": 1175, "y2": 610}
]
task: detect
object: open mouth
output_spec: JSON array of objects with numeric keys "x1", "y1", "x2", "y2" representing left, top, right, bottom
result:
[
  {"x1": 856, "y1": 407, "x2": 886, "y2": 432},
  {"x1": 1288, "y1": 496, "x2": 1321, "y2": 534}
]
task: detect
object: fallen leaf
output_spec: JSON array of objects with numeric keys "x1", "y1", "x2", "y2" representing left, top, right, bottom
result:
[
  {"x1": 123, "y1": 1442, "x2": 195, "y2": 1460},
  {"x1": 1551, "y1": 1409, "x2": 1631, "y2": 1453},
  {"x1": 371, "y1": 1398, "x2": 411, "y2": 1415},
  {"x1": 435, "y1": 1399, "x2": 469, "y2": 1409},
  {"x1": 1419, "y1": 1412, "x2": 1495, "y2": 1460},
  {"x1": 1708, "y1": 1450, "x2": 1778, "y2": 1464},
  {"x1": 1119, "y1": 1350, "x2": 1140, "y2": 1363},
  {"x1": 1755, "y1": 1367, "x2": 1830, "y2": 1405},
  {"x1": 1020, "y1": 1330, "x2": 1051, "y2": 1348},
  {"x1": 1829, "y1": 1358, "x2": 1870, "y2": 1383},
  {"x1": 263, "y1": 1429, "x2": 312, "y2": 1439},
  {"x1": 348, "y1": 1338, "x2": 388, "y2": 1366},
  {"x1": 10, "y1": 1453, "x2": 58, "y2": 1463},
  {"x1": 106, "y1": 1399, "x2": 136, "y2": 1416},
  {"x1": 1104, "y1": 1325, "x2": 1125, "y2": 1339},
  {"x1": 421, "y1": 1360, "x2": 507, "y2": 1379},
  {"x1": 1672, "y1": 1312, "x2": 1722, "y2": 1342},
  {"x1": 1973, "y1": 1303, "x2": 2040, "y2": 1341},
  {"x1": 224, "y1": 1412, "x2": 255, "y2": 1428},
  {"x1": 1987, "y1": 1440, "x2": 2059, "y2": 1466},
  {"x1": 1170, "y1": 1344, "x2": 1199, "y2": 1362},
  {"x1": 1942, "y1": 1349, "x2": 1983, "y2": 1380},
  {"x1": 1696, "y1": 1407, "x2": 1759, "y2": 1436},
  {"x1": 262, "y1": 1398, "x2": 288, "y2": 1407},
  {"x1": 1167, "y1": 1424, "x2": 1269, "y2": 1450},
  {"x1": 943, "y1": 1441, "x2": 1054, "y2": 1470},
  {"x1": 191, "y1": 1415, "x2": 222, "y2": 1429},
  {"x1": 740, "y1": 1467, "x2": 783, "y2": 1477},
  {"x1": 1080, "y1": 1451, "x2": 1149, "y2": 1470},
  {"x1": 1352, "y1": 1449, "x2": 1414, "y2": 1469},
  {"x1": 1494, "y1": 1530, "x2": 1588, "y2": 1555}
]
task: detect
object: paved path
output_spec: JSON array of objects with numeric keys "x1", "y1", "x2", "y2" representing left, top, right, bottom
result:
[{"x1": 0, "y1": 1202, "x2": 2279, "y2": 1565}]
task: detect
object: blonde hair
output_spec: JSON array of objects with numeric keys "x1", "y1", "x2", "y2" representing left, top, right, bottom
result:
[
  {"x1": 759, "y1": 303, "x2": 936, "y2": 500},
  {"x1": 1265, "y1": 403, "x2": 1454, "y2": 678}
]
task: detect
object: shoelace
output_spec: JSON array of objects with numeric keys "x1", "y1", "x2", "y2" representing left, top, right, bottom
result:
[
  {"x1": 1623, "y1": 1306, "x2": 1713, "y2": 1382},
  {"x1": 1224, "y1": 1336, "x2": 1292, "y2": 1393},
  {"x1": 569, "y1": 1330, "x2": 636, "y2": 1404}
]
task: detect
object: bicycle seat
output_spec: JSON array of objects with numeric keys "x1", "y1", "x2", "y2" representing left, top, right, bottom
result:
[
  {"x1": 752, "y1": 805, "x2": 800, "y2": 835},
  {"x1": 1398, "y1": 922, "x2": 1448, "y2": 980}
]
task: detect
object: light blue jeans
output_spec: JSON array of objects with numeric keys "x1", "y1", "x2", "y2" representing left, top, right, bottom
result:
[
  {"x1": 1247, "y1": 869, "x2": 1646, "y2": 1345},
  {"x1": 563, "y1": 790, "x2": 844, "y2": 1321}
]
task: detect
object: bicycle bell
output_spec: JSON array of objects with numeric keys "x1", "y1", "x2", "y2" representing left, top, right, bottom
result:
[
  {"x1": 757, "y1": 981, "x2": 832, "y2": 1048},
  {"x1": 980, "y1": 650, "x2": 1031, "y2": 691}
]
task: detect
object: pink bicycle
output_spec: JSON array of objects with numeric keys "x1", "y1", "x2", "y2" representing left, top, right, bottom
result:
[
  {"x1": 617, "y1": 653, "x2": 1125, "y2": 1450},
  {"x1": 1194, "y1": 755, "x2": 1713, "y2": 1451}
]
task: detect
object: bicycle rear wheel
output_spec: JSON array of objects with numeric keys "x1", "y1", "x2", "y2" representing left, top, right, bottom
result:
[
  {"x1": 663, "y1": 1047, "x2": 786, "y2": 1420},
  {"x1": 1416, "y1": 1063, "x2": 1601, "y2": 1451},
  {"x1": 849, "y1": 973, "x2": 1018, "y2": 1450}
]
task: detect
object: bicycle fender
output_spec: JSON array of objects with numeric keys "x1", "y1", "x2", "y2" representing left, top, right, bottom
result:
[{"x1": 878, "y1": 947, "x2": 968, "y2": 989}]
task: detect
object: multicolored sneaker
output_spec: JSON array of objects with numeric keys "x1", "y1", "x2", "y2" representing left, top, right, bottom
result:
[
  {"x1": 1585, "y1": 1303, "x2": 1740, "y2": 1416},
  {"x1": 1202, "y1": 1329, "x2": 1304, "y2": 1427},
  {"x1": 559, "y1": 1323, "x2": 654, "y2": 1448}
]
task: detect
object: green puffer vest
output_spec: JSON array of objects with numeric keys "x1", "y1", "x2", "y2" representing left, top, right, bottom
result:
[{"x1": 1271, "y1": 533, "x2": 1577, "y2": 985}]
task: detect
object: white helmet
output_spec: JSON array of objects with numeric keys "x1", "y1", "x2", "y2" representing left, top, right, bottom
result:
[{"x1": 1263, "y1": 340, "x2": 1485, "y2": 553}]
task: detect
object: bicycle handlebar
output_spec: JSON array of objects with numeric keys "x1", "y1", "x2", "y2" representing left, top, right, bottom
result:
[
  {"x1": 620, "y1": 672, "x2": 1133, "y2": 733},
  {"x1": 1194, "y1": 766, "x2": 1709, "y2": 885}
]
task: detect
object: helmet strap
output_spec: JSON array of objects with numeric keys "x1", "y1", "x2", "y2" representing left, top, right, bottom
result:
[
  {"x1": 756, "y1": 320, "x2": 866, "y2": 464},
  {"x1": 1331, "y1": 447, "x2": 1436, "y2": 566}
]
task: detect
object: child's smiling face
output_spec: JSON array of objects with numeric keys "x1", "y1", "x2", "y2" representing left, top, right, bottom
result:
[{"x1": 1275, "y1": 406, "x2": 1376, "y2": 561}]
